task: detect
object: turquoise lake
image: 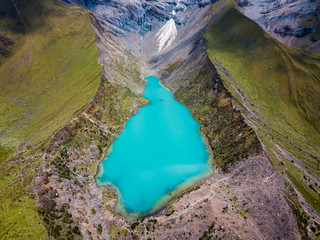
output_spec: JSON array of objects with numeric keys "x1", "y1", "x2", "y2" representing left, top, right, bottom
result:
[{"x1": 96, "y1": 76, "x2": 211, "y2": 216}]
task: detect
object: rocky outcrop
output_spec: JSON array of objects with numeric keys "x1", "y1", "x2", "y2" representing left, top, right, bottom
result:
[
  {"x1": 235, "y1": 0, "x2": 320, "y2": 51},
  {"x1": 274, "y1": 25, "x2": 316, "y2": 38},
  {"x1": 0, "y1": 0, "x2": 17, "y2": 57},
  {"x1": 66, "y1": 0, "x2": 217, "y2": 36}
]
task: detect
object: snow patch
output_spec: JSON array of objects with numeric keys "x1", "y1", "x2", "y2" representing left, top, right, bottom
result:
[{"x1": 156, "y1": 19, "x2": 177, "y2": 52}]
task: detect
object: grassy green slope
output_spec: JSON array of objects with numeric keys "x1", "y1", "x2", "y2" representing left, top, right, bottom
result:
[
  {"x1": 206, "y1": 0, "x2": 320, "y2": 214},
  {"x1": 0, "y1": 0, "x2": 101, "y2": 238},
  {"x1": 0, "y1": 0, "x2": 101, "y2": 163},
  {"x1": 0, "y1": 147, "x2": 49, "y2": 239}
]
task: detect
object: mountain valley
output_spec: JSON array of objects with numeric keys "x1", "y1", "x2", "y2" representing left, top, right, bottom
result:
[{"x1": 0, "y1": 0, "x2": 320, "y2": 239}]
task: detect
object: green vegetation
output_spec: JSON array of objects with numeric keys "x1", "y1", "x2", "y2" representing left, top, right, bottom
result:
[
  {"x1": 205, "y1": 0, "x2": 320, "y2": 219},
  {"x1": 0, "y1": 145, "x2": 16, "y2": 164},
  {"x1": 229, "y1": 196, "x2": 237, "y2": 202},
  {"x1": 228, "y1": 195, "x2": 248, "y2": 219},
  {"x1": 236, "y1": 208, "x2": 248, "y2": 220},
  {"x1": 165, "y1": 207, "x2": 175, "y2": 216},
  {"x1": 0, "y1": 0, "x2": 101, "y2": 157},
  {"x1": 107, "y1": 225, "x2": 129, "y2": 239},
  {"x1": 130, "y1": 221, "x2": 140, "y2": 230},
  {"x1": 199, "y1": 221, "x2": 216, "y2": 240},
  {"x1": 311, "y1": 25, "x2": 320, "y2": 43},
  {"x1": 284, "y1": 176, "x2": 311, "y2": 239},
  {"x1": 111, "y1": 57, "x2": 143, "y2": 87},
  {"x1": 219, "y1": 185, "x2": 229, "y2": 191},
  {"x1": 175, "y1": 78, "x2": 261, "y2": 171},
  {"x1": 33, "y1": 65, "x2": 145, "y2": 237},
  {"x1": 40, "y1": 203, "x2": 82, "y2": 240},
  {"x1": 207, "y1": 2, "x2": 320, "y2": 144},
  {"x1": 0, "y1": 146, "x2": 49, "y2": 239},
  {"x1": 52, "y1": 150, "x2": 72, "y2": 180},
  {"x1": 97, "y1": 224, "x2": 103, "y2": 235},
  {"x1": 163, "y1": 60, "x2": 182, "y2": 73},
  {"x1": 0, "y1": 0, "x2": 101, "y2": 238},
  {"x1": 222, "y1": 206, "x2": 228, "y2": 213}
]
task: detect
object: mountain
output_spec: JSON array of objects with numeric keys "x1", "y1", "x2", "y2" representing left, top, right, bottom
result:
[
  {"x1": 235, "y1": 0, "x2": 320, "y2": 52},
  {"x1": 0, "y1": 0, "x2": 319, "y2": 239},
  {"x1": 0, "y1": 0, "x2": 101, "y2": 160}
]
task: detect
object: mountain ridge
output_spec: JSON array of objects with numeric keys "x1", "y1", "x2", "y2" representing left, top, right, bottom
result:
[{"x1": 0, "y1": 0, "x2": 319, "y2": 239}]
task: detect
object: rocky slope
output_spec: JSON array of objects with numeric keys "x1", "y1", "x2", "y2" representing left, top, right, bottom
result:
[
  {"x1": 0, "y1": 0, "x2": 103, "y2": 238},
  {"x1": 1, "y1": 0, "x2": 320, "y2": 239},
  {"x1": 0, "y1": 0, "x2": 102, "y2": 161},
  {"x1": 235, "y1": 0, "x2": 320, "y2": 52},
  {"x1": 31, "y1": 0, "x2": 319, "y2": 239},
  {"x1": 30, "y1": 4, "x2": 305, "y2": 238},
  {"x1": 207, "y1": 0, "x2": 320, "y2": 217},
  {"x1": 68, "y1": 0, "x2": 216, "y2": 35}
]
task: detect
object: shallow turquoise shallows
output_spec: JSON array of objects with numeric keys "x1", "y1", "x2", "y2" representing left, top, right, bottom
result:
[{"x1": 96, "y1": 76, "x2": 211, "y2": 216}]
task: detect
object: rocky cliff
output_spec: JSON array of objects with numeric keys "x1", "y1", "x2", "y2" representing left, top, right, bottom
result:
[
  {"x1": 67, "y1": 0, "x2": 216, "y2": 35},
  {"x1": 235, "y1": 0, "x2": 320, "y2": 52}
]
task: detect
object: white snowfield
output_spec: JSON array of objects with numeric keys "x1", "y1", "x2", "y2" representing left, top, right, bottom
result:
[{"x1": 156, "y1": 19, "x2": 177, "y2": 52}]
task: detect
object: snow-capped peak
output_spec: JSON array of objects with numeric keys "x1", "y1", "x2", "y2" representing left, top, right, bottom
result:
[{"x1": 156, "y1": 19, "x2": 177, "y2": 52}]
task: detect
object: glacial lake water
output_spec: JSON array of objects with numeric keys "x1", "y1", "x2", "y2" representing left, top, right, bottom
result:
[{"x1": 96, "y1": 76, "x2": 211, "y2": 217}]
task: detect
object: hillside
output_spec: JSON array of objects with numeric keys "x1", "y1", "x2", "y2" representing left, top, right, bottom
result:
[
  {"x1": 235, "y1": 0, "x2": 320, "y2": 51},
  {"x1": 206, "y1": 0, "x2": 320, "y2": 219},
  {"x1": 0, "y1": 0, "x2": 101, "y2": 238},
  {"x1": 0, "y1": 0, "x2": 320, "y2": 239},
  {"x1": 0, "y1": 0, "x2": 101, "y2": 162}
]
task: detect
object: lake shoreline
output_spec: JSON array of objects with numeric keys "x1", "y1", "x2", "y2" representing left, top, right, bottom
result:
[{"x1": 95, "y1": 76, "x2": 214, "y2": 220}]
